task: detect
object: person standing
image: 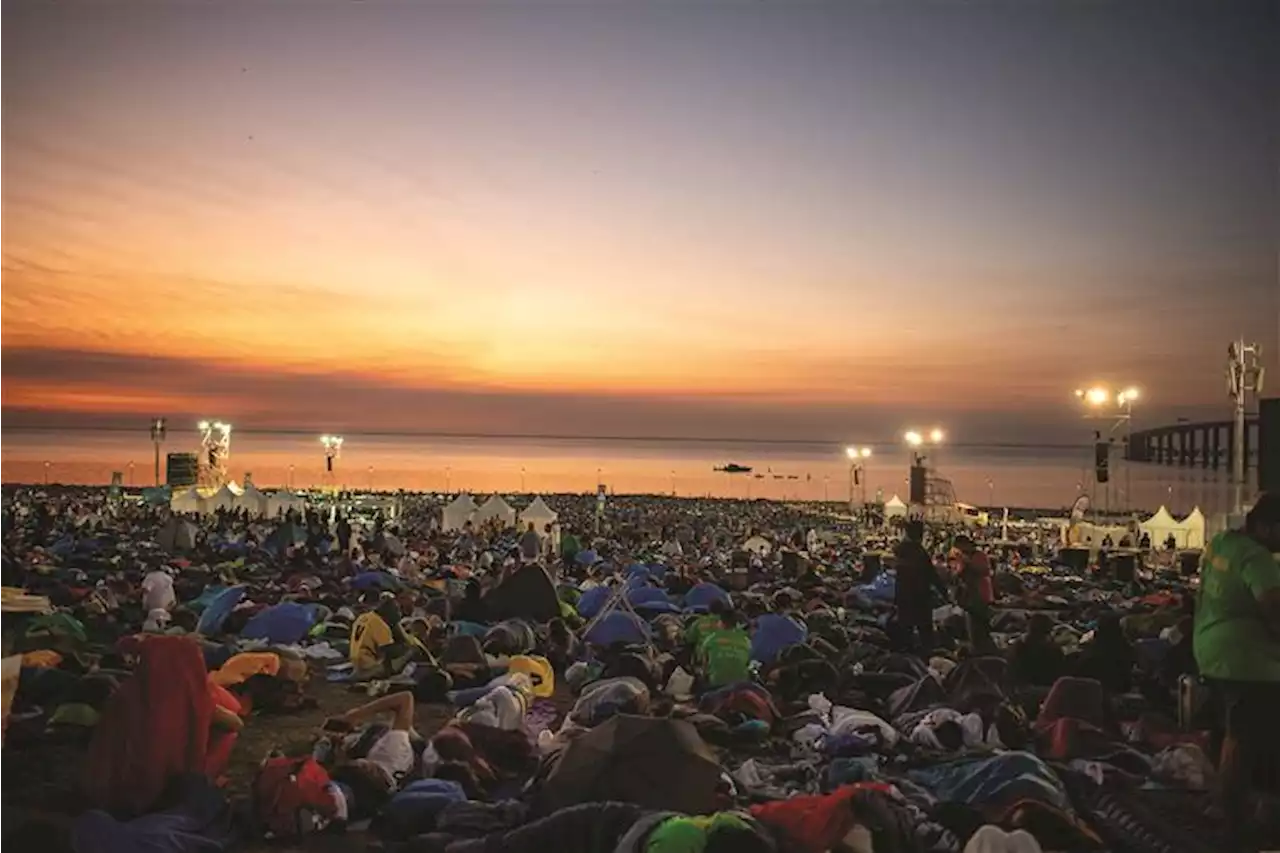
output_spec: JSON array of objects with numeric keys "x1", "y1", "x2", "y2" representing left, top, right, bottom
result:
[
  {"x1": 1193, "y1": 492, "x2": 1280, "y2": 848},
  {"x1": 519, "y1": 522, "x2": 542, "y2": 564},
  {"x1": 893, "y1": 521, "x2": 944, "y2": 652},
  {"x1": 953, "y1": 535, "x2": 995, "y2": 654}
]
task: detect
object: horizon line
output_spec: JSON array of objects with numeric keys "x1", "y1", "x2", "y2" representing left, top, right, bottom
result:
[{"x1": 0, "y1": 423, "x2": 1092, "y2": 450}]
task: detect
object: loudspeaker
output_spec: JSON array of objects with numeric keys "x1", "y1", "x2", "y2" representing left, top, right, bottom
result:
[
  {"x1": 1112, "y1": 552, "x2": 1136, "y2": 583},
  {"x1": 1260, "y1": 398, "x2": 1280, "y2": 493},
  {"x1": 909, "y1": 465, "x2": 927, "y2": 504},
  {"x1": 1060, "y1": 547, "x2": 1090, "y2": 572},
  {"x1": 1094, "y1": 441, "x2": 1110, "y2": 484}
]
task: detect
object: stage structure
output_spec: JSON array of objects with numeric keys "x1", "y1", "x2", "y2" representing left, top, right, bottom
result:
[{"x1": 197, "y1": 421, "x2": 232, "y2": 490}]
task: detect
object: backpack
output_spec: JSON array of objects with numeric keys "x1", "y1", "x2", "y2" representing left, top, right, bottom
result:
[{"x1": 252, "y1": 755, "x2": 334, "y2": 838}]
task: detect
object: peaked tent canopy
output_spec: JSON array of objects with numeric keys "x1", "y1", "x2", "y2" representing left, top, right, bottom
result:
[
  {"x1": 1140, "y1": 506, "x2": 1184, "y2": 546},
  {"x1": 482, "y1": 564, "x2": 560, "y2": 622},
  {"x1": 238, "y1": 481, "x2": 270, "y2": 516},
  {"x1": 519, "y1": 496, "x2": 559, "y2": 529},
  {"x1": 1180, "y1": 507, "x2": 1207, "y2": 549},
  {"x1": 207, "y1": 482, "x2": 245, "y2": 513},
  {"x1": 884, "y1": 495, "x2": 909, "y2": 518},
  {"x1": 170, "y1": 487, "x2": 206, "y2": 515},
  {"x1": 442, "y1": 493, "x2": 479, "y2": 532},
  {"x1": 475, "y1": 495, "x2": 517, "y2": 528}
]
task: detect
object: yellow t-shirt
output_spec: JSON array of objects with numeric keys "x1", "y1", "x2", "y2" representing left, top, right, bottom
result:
[{"x1": 351, "y1": 612, "x2": 394, "y2": 671}]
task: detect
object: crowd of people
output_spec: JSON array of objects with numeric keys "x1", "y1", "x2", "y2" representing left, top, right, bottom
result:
[{"x1": 2, "y1": 484, "x2": 1279, "y2": 852}]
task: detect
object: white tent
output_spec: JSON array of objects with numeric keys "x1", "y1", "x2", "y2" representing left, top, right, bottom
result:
[
  {"x1": 1140, "y1": 506, "x2": 1184, "y2": 547},
  {"x1": 475, "y1": 495, "x2": 517, "y2": 528},
  {"x1": 519, "y1": 496, "x2": 559, "y2": 530},
  {"x1": 1179, "y1": 507, "x2": 1207, "y2": 549},
  {"x1": 206, "y1": 482, "x2": 244, "y2": 513},
  {"x1": 266, "y1": 490, "x2": 306, "y2": 518},
  {"x1": 170, "y1": 487, "x2": 206, "y2": 515},
  {"x1": 442, "y1": 493, "x2": 479, "y2": 532},
  {"x1": 884, "y1": 495, "x2": 909, "y2": 519},
  {"x1": 742, "y1": 535, "x2": 772, "y2": 557},
  {"x1": 238, "y1": 481, "x2": 270, "y2": 516},
  {"x1": 1069, "y1": 521, "x2": 1130, "y2": 547}
]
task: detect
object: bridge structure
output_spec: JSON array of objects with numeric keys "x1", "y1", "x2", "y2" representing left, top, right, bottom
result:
[{"x1": 1126, "y1": 417, "x2": 1260, "y2": 471}]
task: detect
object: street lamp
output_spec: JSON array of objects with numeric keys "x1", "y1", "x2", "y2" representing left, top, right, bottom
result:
[
  {"x1": 1074, "y1": 385, "x2": 1141, "y2": 513},
  {"x1": 845, "y1": 446, "x2": 872, "y2": 512},
  {"x1": 320, "y1": 435, "x2": 344, "y2": 474},
  {"x1": 149, "y1": 417, "x2": 167, "y2": 486},
  {"x1": 903, "y1": 428, "x2": 944, "y2": 467}
]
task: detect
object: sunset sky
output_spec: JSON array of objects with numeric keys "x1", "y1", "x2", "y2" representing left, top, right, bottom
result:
[{"x1": 4, "y1": 1, "x2": 1277, "y2": 444}]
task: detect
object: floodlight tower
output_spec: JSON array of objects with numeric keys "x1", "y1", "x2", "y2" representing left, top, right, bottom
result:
[
  {"x1": 321, "y1": 435, "x2": 344, "y2": 491},
  {"x1": 1227, "y1": 340, "x2": 1265, "y2": 513},
  {"x1": 198, "y1": 420, "x2": 232, "y2": 489}
]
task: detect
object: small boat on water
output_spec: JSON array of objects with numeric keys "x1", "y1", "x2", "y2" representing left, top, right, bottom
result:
[{"x1": 713, "y1": 463, "x2": 753, "y2": 473}]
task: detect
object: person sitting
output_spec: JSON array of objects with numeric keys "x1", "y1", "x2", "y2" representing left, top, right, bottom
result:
[
  {"x1": 1073, "y1": 613, "x2": 1135, "y2": 694},
  {"x1": 1009, "y1": 613, "x2": 1066, "y2": 687},
  {"x1": 544, "y1": 618, "x2": 580, "y2": 672},
  {"x1": 350, "y1": 596, "x2": 417, "y2": 679},
  {"x1": 698, "y1": 609, "x2": 752, "y2": 689},
  {"x1": 84, "y1": 635, "x2": 244, "y2": 817}
]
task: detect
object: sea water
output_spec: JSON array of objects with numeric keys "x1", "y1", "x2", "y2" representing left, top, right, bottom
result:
[{"x1": 0, "y1": 428, "x2": 1251, "y2": 515}]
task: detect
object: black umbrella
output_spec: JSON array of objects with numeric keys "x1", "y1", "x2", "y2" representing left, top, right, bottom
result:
[{"x1": 542, "y1": 715, "x2": 721, "y2": 814}]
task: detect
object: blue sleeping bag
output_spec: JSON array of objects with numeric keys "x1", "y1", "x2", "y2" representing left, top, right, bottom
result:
[
  {"x1": 241, "y1": 602, "x2": 317, "y2": 645},
  {"x1": 585, "y1": 611, "x2": 651, "y2": 647},
  {"x1": 684, "y1": 582, "x2": 731, "y2": 613},
  {"x1": 750, "y1": 613, "x2": 808, "y2": 664},
  {"x1": 194, "y1": 586, "x2": 246, "y2": 637},
  {"x1": 577, "y1": 586, "x2": 612, "y2": 619}
]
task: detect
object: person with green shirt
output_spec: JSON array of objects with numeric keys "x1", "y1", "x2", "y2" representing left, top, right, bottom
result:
[
  {"x1": 684, "y1": 599, "x2": 728, "y2": 650},
  {"x1": 698, "y1": 609, "x2": 752, "y2": 689},
  {"x1": 1193, "y1": 491, "x2": 1280, "y2": 847}
]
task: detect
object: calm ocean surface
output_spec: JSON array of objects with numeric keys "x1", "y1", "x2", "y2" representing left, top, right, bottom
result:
[{"x1": 1, "y1": 428, "x2": 1252, "y2": 516}]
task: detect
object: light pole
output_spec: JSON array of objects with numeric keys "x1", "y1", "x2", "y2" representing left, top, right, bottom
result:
[
  {"x1": 520, "y1": 466, "x2": 526, "y2": 493},
  {"x1": 127, "y1": 461, "x2": 135, "y2": 487},
  {"x1": 929, "y1": 428, "x2": 945, "y2": 469},
  {"x1": 1226, "y1": 341, "x2": 1264, "y2": 513},
  {"x1": 845, "y1": 446, "x2": 871, "y2": 513},
  {"x1": 903, "y1": 428, "x2": 944, "y2": 465},
  {"x1": 670, "y1": 469, "x2": 677, "y2": 496},
  {"x1": 43, "y1": 460, "x2": 51, "y2": 485},
  {"x1": 149, "y1": 417, "x2": 166, "y2": 486},
  {"x1": 1074, "y1": 385, "x2": 1139, "y2": 514},
  {"x1": 287, "y1": 464, "x2": 295, "y2": 489},
  {"x1": 367, "y1": 465, "x2": 375, "y2": 491},
  {"x1": 321, "y1": 435, "x2": 344, "y2": 488},
  {"x1": 987, "y1": 478, "x2": 994, "y2": 509},
  {"x1": 445, "y1": 466, "x2": 451, "y2": 493}
]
